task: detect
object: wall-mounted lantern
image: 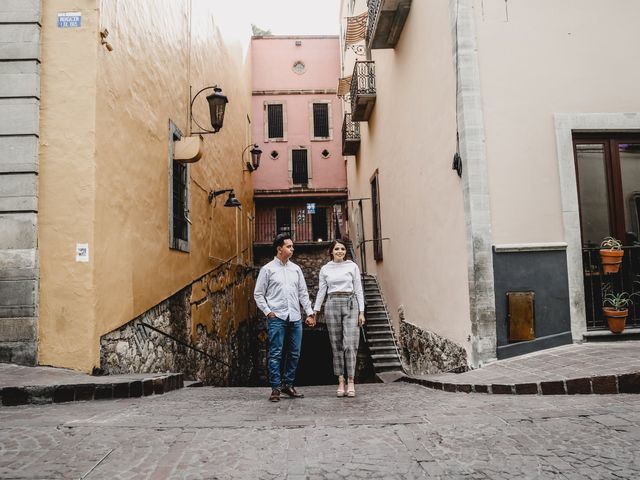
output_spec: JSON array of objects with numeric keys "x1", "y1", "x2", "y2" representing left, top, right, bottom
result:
[
  {"x1": 208, "y1": 188, "x2": 241, "y2": 208},
  {"x1": 241, "y1": 144, "x2": 262, "y2": 172},
  {"x1": 190, "y1": 85, "x2": 228, "y2": 135}
]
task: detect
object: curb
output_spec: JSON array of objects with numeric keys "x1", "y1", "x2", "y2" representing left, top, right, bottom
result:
[
  {"x1": 399, "y1": 372, "x2": 640, "y2": 395},
  {"x1": 0, "y1": 373, "x2": 184, "y2": 407}
]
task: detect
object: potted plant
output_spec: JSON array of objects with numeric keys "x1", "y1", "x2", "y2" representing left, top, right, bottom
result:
[
  {"x1": 602, "y1": 284, "x2": 638, "y2": 333},
  {"x1": 599, "y1": 236, "x2": 624, "y2": 274}
]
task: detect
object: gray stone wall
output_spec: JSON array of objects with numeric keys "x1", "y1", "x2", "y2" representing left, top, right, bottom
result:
[
  {"x1": 0, "y1": 0, "x2": 41, "y2": 365},
  {"x1": 399, "y1": 320, "x2": 468, "y2": 375},
  {"x1": 100, "y1": 264, "x2": 267, "y2": 386}
]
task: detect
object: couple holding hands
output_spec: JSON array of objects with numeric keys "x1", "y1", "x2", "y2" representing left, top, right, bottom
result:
[{"x1": 254, "y1": 234, "x2": 365, "y2": 402}]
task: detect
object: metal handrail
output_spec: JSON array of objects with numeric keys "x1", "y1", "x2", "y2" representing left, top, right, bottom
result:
[{"x1": 140, "y1": 321, "x2": 231, "y2": 367}]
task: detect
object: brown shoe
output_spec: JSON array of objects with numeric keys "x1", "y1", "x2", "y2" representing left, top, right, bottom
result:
[
  {"x1": 281, "y1": 385, "x2": 304, "y2": 398},
  {"x1": 269, "y1": 389, "x2": 280, "y2": 402}
]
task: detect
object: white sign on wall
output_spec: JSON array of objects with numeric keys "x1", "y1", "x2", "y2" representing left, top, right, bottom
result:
[{"x1": 76, "y1": 243, "x2": 89, "y2": 262}]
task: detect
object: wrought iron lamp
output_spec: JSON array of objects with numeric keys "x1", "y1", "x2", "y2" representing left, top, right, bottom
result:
[
  {"x1": 241, "y1": 144, "x2": 262, "y2": 172},
  {"x1": 208, "y1": 189, "x2": 241, "y2": 207},
  {"x1": 190, "y1": 85, "x2": 228, "y2": 134}
]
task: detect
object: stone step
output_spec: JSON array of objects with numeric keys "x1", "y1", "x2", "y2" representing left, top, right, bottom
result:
[
  {"x1": 366, "y1": 337, "x2": 395, "y2": 344},
  {"x1": 371, "y1": 353, "x2": 401, "y2": 361},
  {"x1": 365, "y1": 330, "x2": 394, "y2": 337},
  {"x1": 373, "y1": 360, "x2": 403, "y2": 370},
  {"x1": 368, "y1": 345, "x2": 397, "y2": 352}
]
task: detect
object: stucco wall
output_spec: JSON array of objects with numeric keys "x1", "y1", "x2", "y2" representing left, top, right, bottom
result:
[
  {"x1": 474, "y1": 0, "x2": 640, "y2": 244},
  {"x1": 342, "y1": 1, "x2": 472, "y2": 351},
  {"x1": 251, "y1": 37, "x2": 345, "y2": 191},
  {"x1": 38, "y1": 0, "x2": 254, "y2": 371}
]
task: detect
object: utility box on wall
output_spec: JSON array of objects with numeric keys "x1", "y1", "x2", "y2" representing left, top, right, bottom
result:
[{"x1": 507, "y1": 291, "x2": 535, "y2": 342}]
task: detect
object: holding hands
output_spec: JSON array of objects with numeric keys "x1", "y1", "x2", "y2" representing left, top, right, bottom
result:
[{"x1": 305, "y1": 313, "x2": 316, "y2": 327}]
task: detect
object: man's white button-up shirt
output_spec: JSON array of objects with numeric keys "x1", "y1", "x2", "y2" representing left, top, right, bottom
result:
[{"x1": 254, "y1": 257, "x2": 313, "y2": 322}]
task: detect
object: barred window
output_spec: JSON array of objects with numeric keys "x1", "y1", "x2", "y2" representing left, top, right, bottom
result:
[
  {"x1": 276, "y1": 208, "x2": 291, "y2": 236},
  {"x1": 313, "y1": 103, "x2": 330, "y2": 138},
  {"x1": 292, "y1": 149, "x2": 309, "y2": 185},
  {"x1": 172, "y1": 160, "x2": 188, "y2": 245},
  {"x1": 168, "y1": 120, "x2": 189, "y2": 252},
  {"x1": 371, "y1": 171, "x2": 383, "y2": 261},
  {"x1": 268, "y1": 104, "x2": 284, "y2": 139}
]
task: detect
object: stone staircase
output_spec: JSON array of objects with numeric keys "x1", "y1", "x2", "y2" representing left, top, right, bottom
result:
[{"x1": 362, "y1": 274, "x2": 404, "y2": 376}]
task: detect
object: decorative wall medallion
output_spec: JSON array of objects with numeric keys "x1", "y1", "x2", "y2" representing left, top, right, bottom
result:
[
  {"x1": 292, "y1": 61, "x2": 306, "y2": 74},
  {"x1": 270, "y1": 150, "x2": 279, "y2": 160},
  {"x1": 321, "y1": 149, "x2": 330, "y2": 159}
]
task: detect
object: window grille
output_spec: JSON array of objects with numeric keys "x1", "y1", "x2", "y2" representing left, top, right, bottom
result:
[
  {"x1": 313, "y1": 103, "x2": 330, "y2": 138},
  {"x1": 268, "y1": 104, "x2": 284, "y2": 139},
  {"x1": 312, "y1": 207, "x2": 329, "y2": 241},
  {"x1": 371, "y1": 172, "x2": 383, "y2": 260},
  {"x1": 172, "y1": 160, "x2": 188, "y2": 246},
  {"x1": 276, "y1": 208, "x2": 291, "y2": 236},
  {"x1": 292, "y1": 149, "x2": 309, "y2": 185}
]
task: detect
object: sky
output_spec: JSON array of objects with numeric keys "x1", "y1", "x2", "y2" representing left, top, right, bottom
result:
[{"x1": 215, "y1": 0, "x2": 341, "y2": 54}]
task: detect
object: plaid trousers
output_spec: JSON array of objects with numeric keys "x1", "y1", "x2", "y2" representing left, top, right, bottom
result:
[{"x1": 324, "y1": 294, "x2": 359, "y2": 377}]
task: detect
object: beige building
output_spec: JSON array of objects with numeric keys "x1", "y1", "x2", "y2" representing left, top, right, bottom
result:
[
  {"x1": 339, "y1": 0, "x2": 640, "y2": 369},
  {"x1": 1, "y1": 0, "x2": 259, "y2": 382}
]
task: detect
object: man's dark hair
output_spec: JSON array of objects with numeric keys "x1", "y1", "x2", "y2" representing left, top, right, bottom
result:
[{"x1": 273, "y1": 233, "x2": 291, "y2": 253}]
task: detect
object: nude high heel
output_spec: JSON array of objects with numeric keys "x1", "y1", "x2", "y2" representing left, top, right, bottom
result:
[
  {"x1": 337, "y1": 376, "x2": 345, "y2": 397},
  {"x1": 347, "y1": 378, "x2": 355, "y2": 397}
]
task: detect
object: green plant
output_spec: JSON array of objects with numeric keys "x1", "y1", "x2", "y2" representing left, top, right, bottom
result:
[
  {"x1": 603, "y1": 291, "x2": 634, "y2": 311},
  {"x1": 600, "y1": 236, "x2": 622, "y2": 250}
]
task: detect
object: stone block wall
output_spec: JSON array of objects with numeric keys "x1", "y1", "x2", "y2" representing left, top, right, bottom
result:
[
  {"x1": 399, "y1": 320, "x2": 468, "y2": 375},
  {"x1": 0, "y1": 0, "x2": 41, "y2": 365},
  {"x1": 100, "y1": 263, "x2": 267, "y2": 386}
]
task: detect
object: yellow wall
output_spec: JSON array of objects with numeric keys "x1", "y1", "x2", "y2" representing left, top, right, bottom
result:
[{"x1": 39, "y1": 0, "x2": 253, "y2": 371}]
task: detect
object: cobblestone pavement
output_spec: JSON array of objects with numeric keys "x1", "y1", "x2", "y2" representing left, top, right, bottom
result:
[{"x1": 1, "y1": 383, "x2": 640, "y2": 479}]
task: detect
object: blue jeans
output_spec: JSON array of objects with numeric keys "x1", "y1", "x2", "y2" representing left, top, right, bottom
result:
[{"x1": 267, "y1": 317, "x2": 303, "y2": 390}]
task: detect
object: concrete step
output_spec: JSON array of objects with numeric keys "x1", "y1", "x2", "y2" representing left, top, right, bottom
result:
[
  {"x1": 371, "y1": 353, "x2": 401, "y2": 361},
  {"x1": 366, "y1": 337, "x2": 395, "y2": 344},
  {"x1": 374, "y1": 361, "x2": 403, "y2": 370},
  {"x1": 368, "y1": 345, "x2": 397, "y2": 352}
]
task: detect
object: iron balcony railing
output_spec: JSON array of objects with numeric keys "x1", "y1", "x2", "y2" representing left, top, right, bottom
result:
[
  {"x1": 366, "y1": 0, "x2": 382, "y2": 47},
  {"x1": 582, "y1": 245, "x2": 640, "y2": 330},
  {"x1": 255, "y1": 204, "x2": 346, "y2": 244},
  {"x1": 350, "y1": 61, "x2": 376, "y2": 121},
  {"x1": 342, "y1": 113, "x2": 360, "y2": 156},
  {"x1": 366, "y1": 0, "x2": 412, "y2": 49}
]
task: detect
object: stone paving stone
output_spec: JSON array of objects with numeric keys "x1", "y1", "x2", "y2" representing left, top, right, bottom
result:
[{"x1": 1, "y1": 383, "x2": 640, "y2": 478}]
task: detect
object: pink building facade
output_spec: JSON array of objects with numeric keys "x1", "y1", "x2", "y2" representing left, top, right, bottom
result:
[{"x1": 251, "y1": 36, "x2": 346, "y2": 244}]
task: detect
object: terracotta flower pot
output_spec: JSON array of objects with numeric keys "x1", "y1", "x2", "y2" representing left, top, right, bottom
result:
[
  {"x1": 602, "y1": 307, "x2": 628, "y2": 334},
  {"x1": 599, "y1": 249, "x2": 624, "y2": 274}
]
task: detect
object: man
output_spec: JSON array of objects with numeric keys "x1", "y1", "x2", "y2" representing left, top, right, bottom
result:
[{"x1": 254, "y1": 234, "x2": 315, "y2": 402}]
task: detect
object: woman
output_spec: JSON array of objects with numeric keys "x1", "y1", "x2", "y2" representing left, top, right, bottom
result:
[{"x1": 313, "y1": 240, "x2": 365, "y2": 397}]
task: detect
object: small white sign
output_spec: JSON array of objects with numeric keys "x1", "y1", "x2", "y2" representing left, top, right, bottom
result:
[
  {"x1": 306, "y1": 203, "x2": 316, "y2": 214},
  {"x1": 76, "y1": 243, "x2": 89, "y2": 262},
  {"x1": 58, "y1": 12, "x2": 82, "y2": 28}
]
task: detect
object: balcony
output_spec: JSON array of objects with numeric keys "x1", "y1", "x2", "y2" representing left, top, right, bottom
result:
[
  {"x1": 342, "y1": 113, "x2": 360, "y2": 156},
  {"x1": 254, "y1": 204, "x2": 345, "y2": 244},
  {"x1": 350, "y1": 61, "x2": 376, "y2": 122},
  {"x1": 367, "y1": 0, "x2": 412, "y2": 50}
]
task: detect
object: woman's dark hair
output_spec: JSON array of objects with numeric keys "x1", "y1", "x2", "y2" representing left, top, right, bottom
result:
[
  {"x1": 328, "y1": 239, "x2": 347, "y2": 259},
  {"x1": 273, "y1": 233, "x2": 291, "y2": 253}
]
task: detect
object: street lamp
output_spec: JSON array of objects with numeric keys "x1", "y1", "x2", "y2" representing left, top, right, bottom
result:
[
  {"x1": 241, "y1": 143, "x2": 262, "y2": 172},
  {"x1": 190, "y1": 85, "x2": 228, "y2": 134}
]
